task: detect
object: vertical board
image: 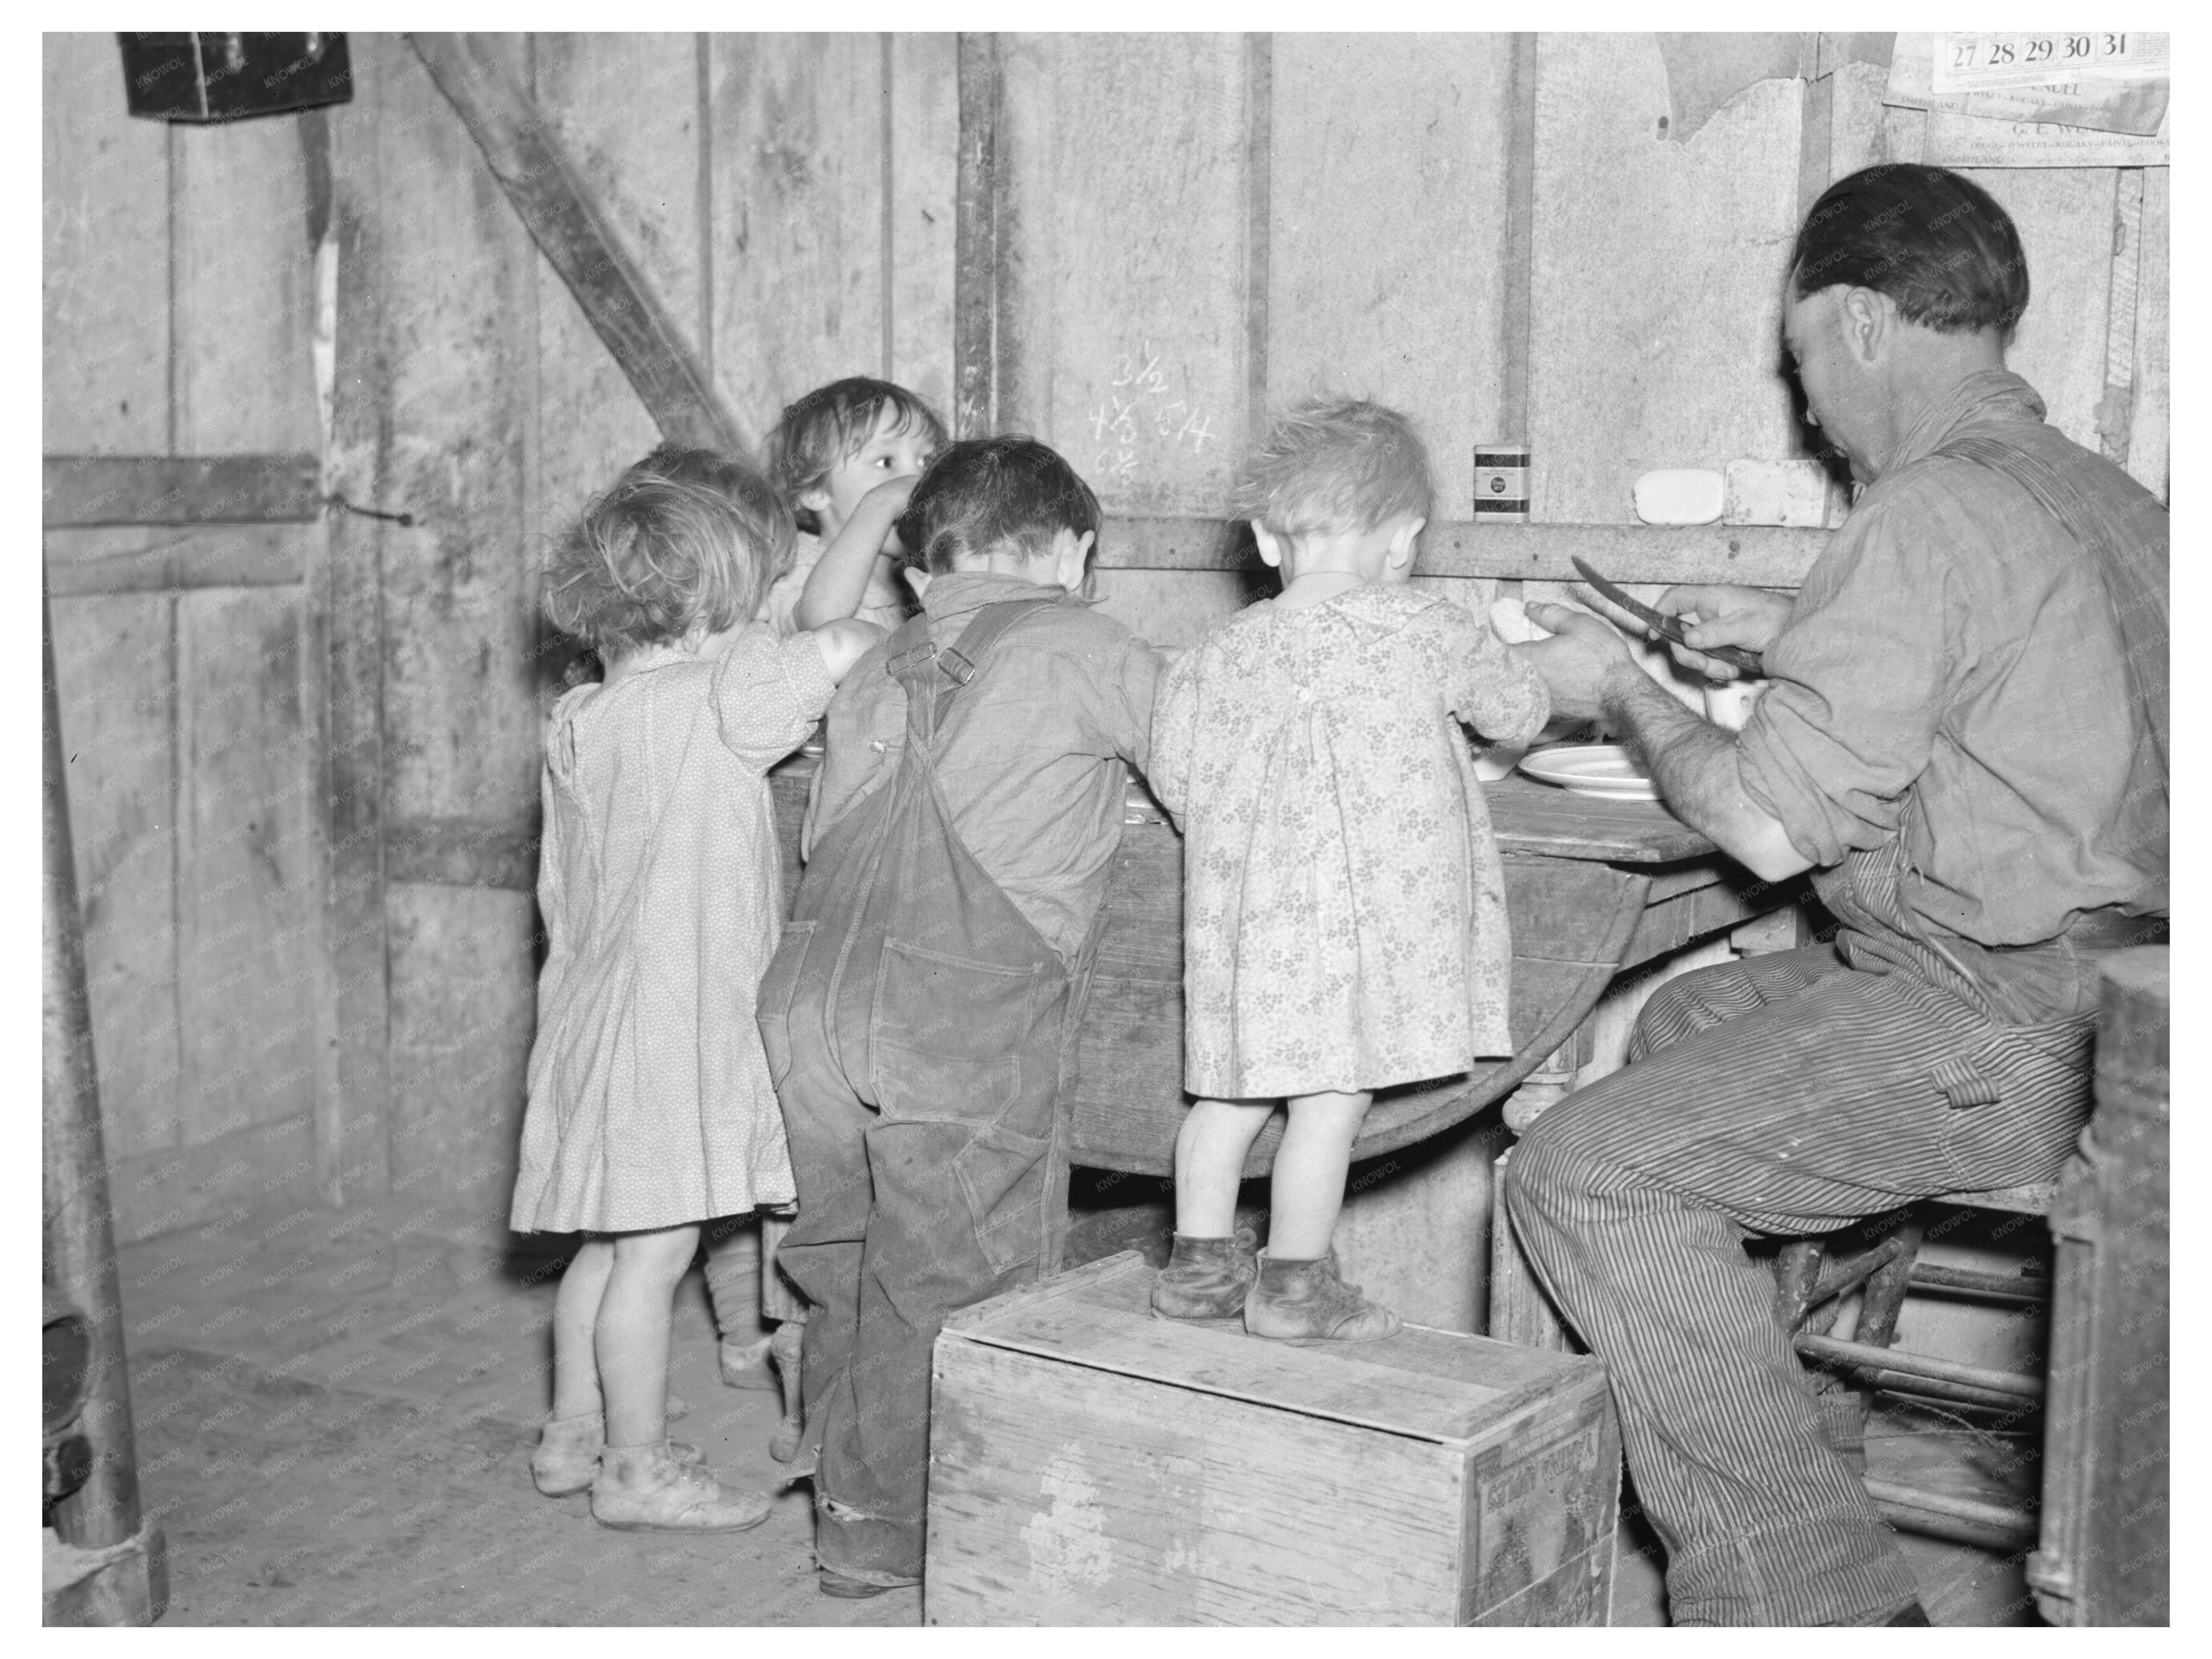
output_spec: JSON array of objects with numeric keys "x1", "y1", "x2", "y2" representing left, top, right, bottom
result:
[
  {"x1": 889, "y1": 32, "x2": 960, "y2": 421},
  {"x1": 709, "y1": 33, "x2": 889, "y2": 439},
  {"x1": 1529, "y1": 35, "x2": 1806, "y2": 523},
  {"x1": 1965, "y1": 169, "x2": 2116, "y2": 452},
  {"x1": 2127, "y1": 168, "x2": 2168, "y2": 500},
  {"x1": 48, "y1": 584, "x2": 182, "y2": 1164},
  {"x1": 374, "y1": 33, "x2": 542, "y2": 830},
  {"x1": 386, "y1": 887, "x2": 538, "y2": 1229},
  {"x1": 170, "y1": 111, "x2": 320, "y2": 452},
  {"x1": 1001, "y1": 33, "x2": 1250, "y2": 514},
  {"x1": 1268, "y1": 35, "x2": 1517, "y2": 518},
  {"x1": 176, "y1": 582, "x2": 318, "y2": 1145},
  {"x1": 43, "y1": 31, "x2": 170, "y2": 453},
  {"x1": 364, "y1": 35, "x2": 543, "y2": 1217},
  {"x1": 531, "y1": 32, "x2": 702, "y2": 544},
  {"x1": 320, "y1": 42, "x2": 398, "y2": 1203}
]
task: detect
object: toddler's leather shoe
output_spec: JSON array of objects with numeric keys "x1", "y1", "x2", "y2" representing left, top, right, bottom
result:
[
  {"x1": 1244, "y1": 1249, "x2": 1402, "y2": 1343},
  {"x1": 1149, "y1": 1227, "x2": 1259, "y2": 1322}
]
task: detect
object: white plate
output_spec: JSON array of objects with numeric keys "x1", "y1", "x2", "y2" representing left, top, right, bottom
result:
[{"x1": 1517, "y1": 743, "x2": 1658, "y2": 801}]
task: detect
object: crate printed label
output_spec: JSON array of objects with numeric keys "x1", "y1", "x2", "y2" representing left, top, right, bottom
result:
[
  {"x1": 1476, "y1": 1421, "x2": 1605, "y2": 1595},
  {"x1": 1932, "y1": 32, "x2": 2167, "y2": 93}
]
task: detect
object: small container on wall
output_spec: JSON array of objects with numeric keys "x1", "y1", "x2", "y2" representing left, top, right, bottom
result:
[
  {"x1": 117, "y1": 33, "x2": 352, "y2": 124},
  {"x1": 1473, "y1": 447, "x2": 1530, "y2": 519}
]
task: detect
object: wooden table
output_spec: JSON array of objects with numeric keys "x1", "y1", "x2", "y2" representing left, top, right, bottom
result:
[{"x1": 768, "y1": 761, "x2": 1778, "y2": 1181}]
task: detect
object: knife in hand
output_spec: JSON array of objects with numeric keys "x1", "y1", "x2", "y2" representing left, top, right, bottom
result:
[{"x1": 1568, "y1": 556, "x2": 1766, "y2": 677}]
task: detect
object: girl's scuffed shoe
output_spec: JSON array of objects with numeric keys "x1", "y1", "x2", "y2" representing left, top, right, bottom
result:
[
  {"x1": 591, "y1": 1441, "x2": 772, "y2": 1533},
  {"x1": 531, "y1": 1412, "x2": 706, "y2": 1497},
  {"x1": 1149, "y1": 1228, "x2": 1259, "y2": 1322},
  {"x1": 1244, "y1": 1250, "x2": 1402, "y2": 1343}
]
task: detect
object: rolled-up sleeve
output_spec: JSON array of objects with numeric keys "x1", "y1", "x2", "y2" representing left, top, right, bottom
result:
[
  {"x1": 711, "y1": 626, "x2": 836, "y2": 771},
  {"x1": 1734, "y1": 498, "x2": 1955, "y2": 868}
]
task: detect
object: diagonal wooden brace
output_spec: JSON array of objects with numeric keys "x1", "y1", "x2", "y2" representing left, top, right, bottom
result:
[{"x1": 407, "y1": 33, "x2": 749, "y2": 458}]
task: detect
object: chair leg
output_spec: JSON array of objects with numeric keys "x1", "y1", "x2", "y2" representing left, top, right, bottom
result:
[
  {"x1": 1855, "y1": 1219, "x2": 1923, "y2": 1350},
  {"x1": 1774, "y1": 1240, "x2": 1823, "y2": 1331}
]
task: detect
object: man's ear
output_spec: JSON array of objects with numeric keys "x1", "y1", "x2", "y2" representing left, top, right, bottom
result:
[
  {"x1": 1840, "y1": 286, "x2": 1889, "y2": 364},
  {"x1": 1387, "y1": 516, "x2": 1427, "y2": 569},
  {"x1": 1252, "y1": 524, "x2": 1285, "y2": 570},
  {"x1": 903, "y1": 566, "x2": 932, "y2": 602}
]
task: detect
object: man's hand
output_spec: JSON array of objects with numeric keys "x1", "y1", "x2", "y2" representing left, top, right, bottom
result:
[
  {"x1": 1515, "y1": 603, "x2": 1644, "y2": 723},
  {"x1": 1517, "y1": 601, "x2": 1810, "y2": 884},
  {"x1": 1651, "y1": 584, "x2": 1793, "y2": 682}
]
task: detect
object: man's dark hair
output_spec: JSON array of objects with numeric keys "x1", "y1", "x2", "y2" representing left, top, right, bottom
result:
[
  {"x1": 896, "y1": 436, "x2": 1101, "y2": 575},
  {"x1": 1790, "y1": 163, "x2": 2029, "y2": 337}
]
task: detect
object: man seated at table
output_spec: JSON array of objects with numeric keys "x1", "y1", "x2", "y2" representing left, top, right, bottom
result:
[{"x1": 1507, "y1": 162, "x2": 2168, "y2": 1628}]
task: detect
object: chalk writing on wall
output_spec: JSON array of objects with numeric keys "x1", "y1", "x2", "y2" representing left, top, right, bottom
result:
[{"x1": 1088, "y1": 342, "x2": 1215, "y2": 492}]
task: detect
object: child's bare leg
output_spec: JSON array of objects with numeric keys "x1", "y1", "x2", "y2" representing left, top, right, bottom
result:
[
  {"x1": 1152, "y1": 1100, "x2": 1273, "y2": 1322},
  {"x1": 550, "y1": 1237, "x2": 614, "y2": 1420},
  {"x1": 1245, "y1": 1089, "x2": 1398, "y2": 1341},
  {"x1": 1267, "y1": 1090, "x2": 1374, "y2": 1258},
  {"x1": 1173, "y1": 1098, "x2": 1277, "y2": 1235},
  {"x1": 597, "y1": 1224, "x2": 701, "y2": 1447}
]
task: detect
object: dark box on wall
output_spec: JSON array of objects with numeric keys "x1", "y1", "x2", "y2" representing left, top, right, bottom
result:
[
  {"x1": 117, "y1": 33, "x2": 351, "y2": 123},
  {"x1": 925, "y1": 1252, "x2": 1621, "y2": 1626}
]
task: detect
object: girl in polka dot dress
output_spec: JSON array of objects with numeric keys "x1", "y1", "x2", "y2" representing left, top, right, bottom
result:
[{"x1": 512, "y1": 459, "x2": 879, "y2": 1533}]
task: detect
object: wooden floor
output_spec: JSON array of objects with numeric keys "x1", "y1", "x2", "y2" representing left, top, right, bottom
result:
[{"x1": 106, "y1": 1196, "x2": 2037, "y2": 1627}]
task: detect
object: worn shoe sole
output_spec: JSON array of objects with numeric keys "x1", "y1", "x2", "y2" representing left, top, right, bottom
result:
[
  {"x1": 1147, "y1": 1306, "x2": 1245, "y2": 1326},
  {"x1": 1245, "y1": 1314, "x2": 1403, "y2": 1344},
  {"x1": 819, "y1": 1570, "x2": 921, "y2": 1599},
  {"x1": 591, "y1": 1498, "x2": 772, "y2": 1535}
]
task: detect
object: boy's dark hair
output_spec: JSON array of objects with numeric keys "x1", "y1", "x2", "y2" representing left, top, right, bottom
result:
[
  {"x1": 763, "y1": 377, "x2": 949, "y2": 536},
  {"x1": 895, "y1": 437, "x2": 1101, "y2": 576},
  {"x1": 1791, "y1": 163, "x2": 2029, "y2": 337},
  {"x1": 542, "y1": 463, "x2": 792, "y2": 655}
]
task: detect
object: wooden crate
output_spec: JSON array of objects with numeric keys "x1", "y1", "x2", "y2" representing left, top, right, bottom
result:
[{"x1": 925, "y1": 1252, "x2": 1619, "y2": 1626}]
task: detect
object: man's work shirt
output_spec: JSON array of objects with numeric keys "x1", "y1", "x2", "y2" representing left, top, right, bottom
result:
[
  {"x1": 806, "y1": 571, "x2": 1165, "y2": 964},
  {"x1": 1735, "y1": 370, "x2": 2167, "y2": 953}
]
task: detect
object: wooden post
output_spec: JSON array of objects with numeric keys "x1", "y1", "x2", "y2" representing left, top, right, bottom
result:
[
  {"x1": 407, "y1": 32, "x2": 748, "y2": 458},
  {"x1": 42, "y1": 586, "x2": 167, "y2": 1625},
  {"x1": 953, "y1": 32, "x2": 1004, "y2": 440},
  {"x1": 2030, "y1": 946, "x2": 2169, "y2": 1626},
  {"x1": 317, "y1": 62, "x2": 392, "y2": 1206}
]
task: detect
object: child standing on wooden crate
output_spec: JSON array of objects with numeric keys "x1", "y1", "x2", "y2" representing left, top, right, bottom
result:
[
  {"x1": 762, "y1": 375, "x2": 947, "y2": 636},
  {"x1": 512, "y1": 459, "x2": 880, "y2": 1532},
  {"x1": 1149, "y1": 399, "x2": 1551, "y2": 1341},
  {"x1": 758, "y1": 436, "x2": 1165, "y2": 1596}
]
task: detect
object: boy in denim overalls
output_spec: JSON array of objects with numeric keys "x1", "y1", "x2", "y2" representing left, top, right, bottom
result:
[{"x1": 758, "y1": 437, "x2": 1164, "y2": 1596}]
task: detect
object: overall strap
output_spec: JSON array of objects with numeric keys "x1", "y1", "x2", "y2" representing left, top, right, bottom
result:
[{"x1": 889, "y1": 593, "x2": 1072, "y2": 750}]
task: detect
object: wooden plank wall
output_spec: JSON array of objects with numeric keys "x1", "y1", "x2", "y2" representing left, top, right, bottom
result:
[
  {"x1": 44, "y1": 32, "x2": 2169, "y2": 1247},
  {"x1": 337, "y1": 35, "x2": 959, "y2": 1232},
  {"x1": 979, "y1": 31, "x2": 2169, "y2": 643},
  {"x1": 43, "y1": 33, "x2": 325, "y2": 1244}
]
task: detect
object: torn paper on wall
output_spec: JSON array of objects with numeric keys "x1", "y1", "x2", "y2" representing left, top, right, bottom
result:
[{"x1": 1886, "y1": 31, "x2": 2170, "y2": 152}]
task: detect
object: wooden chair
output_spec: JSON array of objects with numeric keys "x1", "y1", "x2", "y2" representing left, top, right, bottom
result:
[{"x1": 1772, "y1": 1182, "x2": 2058, "y2": 1553}]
